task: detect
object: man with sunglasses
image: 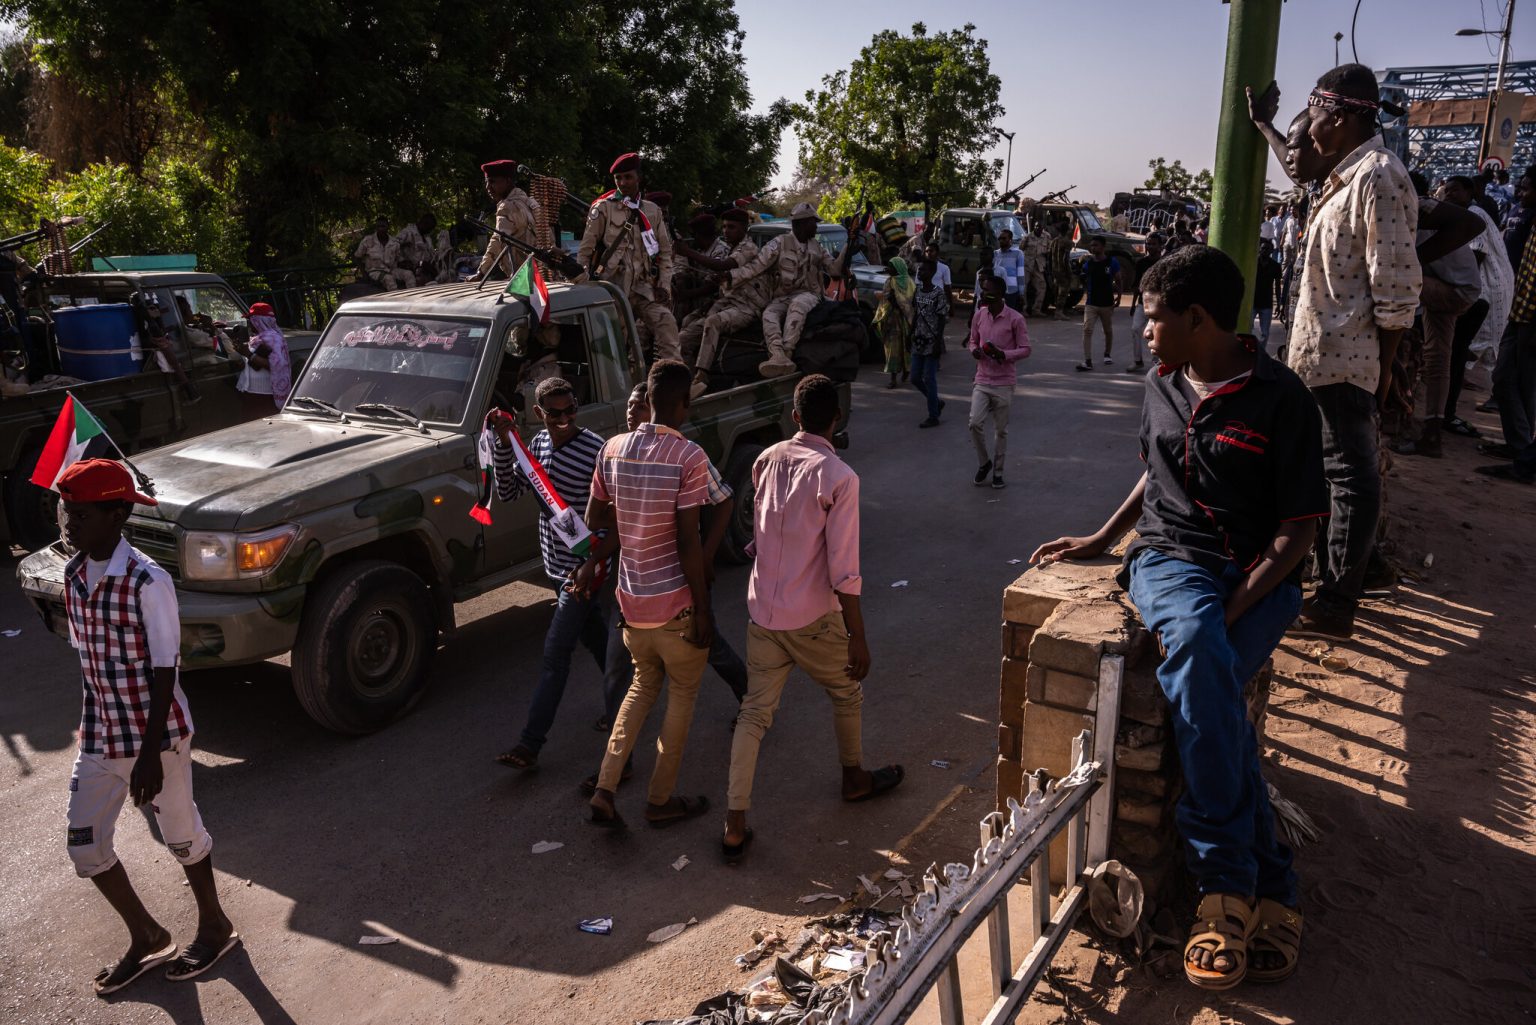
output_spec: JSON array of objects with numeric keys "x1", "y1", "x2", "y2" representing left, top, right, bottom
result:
[{"x1": 490, "y1": 377, "x2": 617, "y2": 772}]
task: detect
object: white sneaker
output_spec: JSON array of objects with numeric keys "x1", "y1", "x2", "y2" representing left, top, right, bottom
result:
[{"x1": 758, "y1": 357, "x2": 796, "y2": 378}]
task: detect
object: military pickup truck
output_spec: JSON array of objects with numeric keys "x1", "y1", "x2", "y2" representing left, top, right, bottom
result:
[
  {"x1": 935, "y1": 204, "x2": 1144, "y2": 295},
  {"x1": 18, "y1": 279, "x2": 845, "y2": 735},
  {"x1": 1, "y1": 271, "x2": 320, "y2": 550}
]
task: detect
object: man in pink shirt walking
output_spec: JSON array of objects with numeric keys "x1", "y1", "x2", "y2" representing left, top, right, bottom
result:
[
  {"x1": 721, "y1": 375, "x2": 905, "y2": 862},
  {"x1": 968, "y1": 275, "x2": 1033, "y2": 489},
  {"x1": 577, "y1": 361, "x2": 716, "y2": 828}
]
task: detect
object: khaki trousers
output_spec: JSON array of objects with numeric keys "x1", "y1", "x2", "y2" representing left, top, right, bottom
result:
[
  {"x1": 727, "y1": 612, "x2": 864, "y2": 811},
  {"x1": 631, "y1": 289, "x2": 682, "y2": 362},
  {"x1": 596, "y1": 611, "x2": 710, "y2": 804},
  {"x1": 681, "y1": 304, "x2": 758, "y2": 372},
  {"x1": 762, "y1": 292, "x2": 822, "y2": 356},
  {"x1": 1083, "y1": 305, "x2": 1114, "y2": 359},
  {"x1": 1418, "y1": 274, "x2": 1478, "y2": 425},
  {"x1": 969, "y1": 384, "x2": 1012, "y2": 470}
]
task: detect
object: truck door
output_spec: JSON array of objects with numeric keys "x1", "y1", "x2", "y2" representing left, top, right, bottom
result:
[
  {"x1": 939, "y1": 212, "x2": 986, "y2": 286},
  {"x1": 477, "y1": 308, "x2": 617, "y2": 576}
]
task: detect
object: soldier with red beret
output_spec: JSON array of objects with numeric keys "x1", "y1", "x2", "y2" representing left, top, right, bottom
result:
[
  {"x1": 578, "y1": 152, "x2": 680, "y2": 361},
  {"x1": 476, "y1": 159, "x2": 540, "y2": 281}
]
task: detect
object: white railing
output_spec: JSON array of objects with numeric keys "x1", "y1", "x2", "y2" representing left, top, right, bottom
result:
[{"x1": 804, "y1": 722, "x2": 1113, "y2": 1025}]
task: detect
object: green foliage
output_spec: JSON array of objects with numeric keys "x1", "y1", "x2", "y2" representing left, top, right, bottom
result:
[
  {"x1": 6, "y1": 0, "x2": 789, "y2": 266},
  {"x1": 1143, "y1": 158, "x2": 1213, "y2": 204},
  {"x1": 792, "y1": 22, "x2": 1004, "y2": 219},
  {"x1": 0, "y1": 140, "x2": 50, "y2": 226}
]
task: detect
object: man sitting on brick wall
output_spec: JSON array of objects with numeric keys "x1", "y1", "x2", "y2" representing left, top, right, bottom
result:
[{"x1": 1031, "y1": 245, "x2": 1327, "y2": 991}]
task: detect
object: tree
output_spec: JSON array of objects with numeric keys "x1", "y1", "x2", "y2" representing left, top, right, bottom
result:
[
  {"x1": 3, "y1": 0, "x2": 788, "y2": 266},
  {"x1": 792, "y1": 22, "x2": 1004, "y2": 219},
  {"x1": 1143, "y1": 157, "x2": 1213, "y2": 204}
]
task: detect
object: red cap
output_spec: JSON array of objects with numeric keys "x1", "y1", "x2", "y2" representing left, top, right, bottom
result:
[
  {"x1": 247, "y1": 301, "x2": 275, "y2": 318},
  {"x1": 56, "y1": 459, "x2": 157, "y2": 506},
  {"x1": 609, "y1": 152, "x2": 640, "y2": 175},
  {"x1": 481, "y1": 159, "x2": 518, "y2": 177},
  {"x1": 734, "y1": 196, "x2": 756, "y2": 208}
]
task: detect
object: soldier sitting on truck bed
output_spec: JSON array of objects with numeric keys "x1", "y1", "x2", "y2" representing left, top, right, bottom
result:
[
  {"x1": 677, "y1": 208, "x2": 771, "y2": 398},
  {"x1": 721, "y1": 202, "x2": 846, "y2": 379}
]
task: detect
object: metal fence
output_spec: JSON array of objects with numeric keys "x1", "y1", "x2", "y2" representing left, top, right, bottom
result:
[
  {"x1": 225, "y1": 264, "x2": 354, "y2": 330},
  {"x1": 806, "y1": 730, "x2": 1109, "y2": 1025}
]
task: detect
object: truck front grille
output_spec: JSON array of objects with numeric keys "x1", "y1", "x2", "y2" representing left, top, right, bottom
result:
[{"x1": 124, "y1": 521, "x2": 180, "y2": 579}]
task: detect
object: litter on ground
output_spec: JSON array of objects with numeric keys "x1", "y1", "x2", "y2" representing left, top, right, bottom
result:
[
  {"x1": 672, "y1": 855, "x2": 691, "y2": 871},
  {"x1": 530, "y1": 841, "x2": 564, "y2": 854},
  {"x1": 358, "y1": 935, "x2": 397, "y2": 945},
  {"x1": 578, "y1": 917, "x2": 613, "y2": 935}
]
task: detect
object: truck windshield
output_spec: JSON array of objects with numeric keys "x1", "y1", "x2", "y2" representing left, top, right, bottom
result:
[
  {"x1": 988, "y1": 214, "x2": 1027, "y2": 240},
  {"x1": 1076, "y1": 208, "x2": 1104, "y2": 232},
  {"x1": 290, "y1": 315, "x2": 490, "y2": 426}
]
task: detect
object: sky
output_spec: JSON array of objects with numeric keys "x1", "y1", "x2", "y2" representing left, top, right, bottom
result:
[{"x1": 736, "y1": 0, "x2": 1534, "y2": 207}]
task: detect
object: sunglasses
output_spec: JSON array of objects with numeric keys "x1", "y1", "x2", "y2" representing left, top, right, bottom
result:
[{"x1": 540, "y1": 404, "x2": 578, "y2": 421}]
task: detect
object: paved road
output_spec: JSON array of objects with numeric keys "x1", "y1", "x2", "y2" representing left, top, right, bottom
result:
[{"x1": 0, "y1": 311, "x2": 1149, "y2": 1024}]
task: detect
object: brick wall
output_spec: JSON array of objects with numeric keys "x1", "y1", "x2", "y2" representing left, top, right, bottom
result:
[{"x1": 997, "y1": 559, "x2": 1272, "y2": 896}]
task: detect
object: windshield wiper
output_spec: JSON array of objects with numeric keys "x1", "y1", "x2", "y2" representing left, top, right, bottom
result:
[
  {"x1": 289, "y1": 396, "x2": 349, "y2": 421},
  {"x1": 354, "y1": 403, "x2": 425, "y2": 429}
]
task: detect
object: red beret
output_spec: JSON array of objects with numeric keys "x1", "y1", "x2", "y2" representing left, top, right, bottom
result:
[
  {"x1": 609, "y1": 152, "x2": 641, "y2": 175},
  {"x1": 719, "y1": 207, "x2": 749, "y2": 225},
  {"x1": 734, "y1": 196, "x2": 756, "y2": 208},
  {"x1": 480, "y1": 159, "x2": 518, "y2": 177},
  {"x1": 688, "y1": 211, "x2": 716, "y2": 230},
  {"x1": 644, "y1": 191, "x2": 672, "y2": 207}
]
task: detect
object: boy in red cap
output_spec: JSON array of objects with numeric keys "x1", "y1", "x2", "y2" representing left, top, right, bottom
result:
[{"x1": 53, "y1": 459, "x2": 238, "y2": 994}]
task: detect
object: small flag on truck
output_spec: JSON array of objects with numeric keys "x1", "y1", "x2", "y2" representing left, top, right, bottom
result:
[{"x1": 506, "y1": 258, "x2": 551, "y2": 324}]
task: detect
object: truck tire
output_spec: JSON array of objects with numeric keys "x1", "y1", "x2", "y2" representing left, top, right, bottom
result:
[
  {"x1": 3, "y1": 446, "x2": 60, "y2": 551},
  {"x1": 719, "y1": 442, "x2": 765, "y2": 565},
  {"x1": 291, "y1": 560, "x2": 438, "y2": 734}
]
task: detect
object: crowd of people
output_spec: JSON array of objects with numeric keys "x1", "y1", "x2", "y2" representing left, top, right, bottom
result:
[{"x1": 40, "y1": 52, "x2": 1536, "y2": 1005}]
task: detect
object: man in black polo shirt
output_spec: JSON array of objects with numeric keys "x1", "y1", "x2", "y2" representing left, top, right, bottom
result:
[{"x1": 1032, "y1": 246, "x2": 1327, "y2": 992}]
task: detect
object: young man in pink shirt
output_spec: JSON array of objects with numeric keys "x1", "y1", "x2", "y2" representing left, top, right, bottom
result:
[
  {"x1": 721, "y1": 375, "x2": 904, "y2": 862},
  {"x1": 576, "y1": 361, "x2": 716, "y2": 827},
  {"x1": 967, "y1": 275, "x2": 1033, "y2": 489}
]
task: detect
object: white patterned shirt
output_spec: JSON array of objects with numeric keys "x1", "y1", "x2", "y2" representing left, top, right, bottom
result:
[{"x1": 1287, "y1": 136, "x2": 1421, "y2": 395}]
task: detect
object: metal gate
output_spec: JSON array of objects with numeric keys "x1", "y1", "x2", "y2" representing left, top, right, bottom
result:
[{"x1": 807, "y1": 725, "x2": 1112, "y2": 1025}]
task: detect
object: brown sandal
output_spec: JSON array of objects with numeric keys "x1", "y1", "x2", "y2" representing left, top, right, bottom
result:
[
  {"x1": 1248, "y1": 898, "x2": 1303, "y2": 983},
  {"x1": 1184, "y1": 893, "x2": 1255, "y2": 991}
]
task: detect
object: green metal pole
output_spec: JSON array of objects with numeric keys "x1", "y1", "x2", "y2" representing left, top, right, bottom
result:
[{"x1": 1208, "y1": 0, "x2": 1283, "y2": 331}]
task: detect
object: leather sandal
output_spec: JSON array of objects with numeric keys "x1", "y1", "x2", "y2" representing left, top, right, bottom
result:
[
  {"x1": 1183, "y1": 893, "x2": 1255, "y2": 991},
  {"x1": 1248, "y1": 898, "x2": 1303, "y2": 983}
]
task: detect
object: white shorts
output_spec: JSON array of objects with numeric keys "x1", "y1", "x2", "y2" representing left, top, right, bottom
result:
[{"x1": 66, "y1": 738, "x2": 213, "y2": 878}]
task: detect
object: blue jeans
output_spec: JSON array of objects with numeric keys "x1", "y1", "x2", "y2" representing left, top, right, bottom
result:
[
  {"x1": 519, "y1": 586, "x2": 617, "y2": 753},
  {"x1": 910, "y1": 352, "x2": 941, "y2": 419},
  {"x1": 1253, "y1": 307, "x2": 1272, "y2": 347},
  {"x1": 1127, "y1": 548, "x2": 1300, "y2": 905}
]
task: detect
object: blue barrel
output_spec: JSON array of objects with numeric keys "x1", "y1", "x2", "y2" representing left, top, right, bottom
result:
[{"x1": 54, "y1": 304, "x2": 143, "y2": 381}]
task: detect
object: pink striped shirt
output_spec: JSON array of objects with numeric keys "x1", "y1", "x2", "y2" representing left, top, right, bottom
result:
[{"x1": 592, "y1": 423, "x2": 712, "y2": 627}]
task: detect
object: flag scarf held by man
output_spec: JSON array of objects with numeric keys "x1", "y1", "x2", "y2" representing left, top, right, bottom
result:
[
  {"x1": 466, "y1": 412, "x2": 594, "y2": 559},
  {"x1": 506, "y1": 258, "x2": 551, "y2": 324},
  {"x1": 29, "y1": 394, "x2": 115, "y2": 490},
  {"x1": 470, "y1": 423, "x2": 497, "y2": 524}
]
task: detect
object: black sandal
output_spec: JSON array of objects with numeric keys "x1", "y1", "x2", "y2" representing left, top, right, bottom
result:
[
  {"x1": 1444, "y1": 417, "x2": 1480, "y2": 438},
  {"x1": 494, "y1": 745, "x2": 538, "y2": 770},
  {"x1": 722, "y1": 828, "x2": 755, "y2": 865},
  {"x1": 844, "y1": 765, "x2": 905, "y2": 803},
  {"x1": 94, "y1": 937, "x2": 178, "y2": 995},
  {"x1": 645, "y1": 794, "x2": 710, "y2": 827},
  {"x1": 165, "y1": 933, "x2": 241, "y2": 982}
]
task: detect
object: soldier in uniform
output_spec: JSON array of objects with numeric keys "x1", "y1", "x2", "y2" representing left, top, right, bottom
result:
[
  {"x1": 672, "y1": 212, "x2": 731, "y2": 326},
  {"x1": 1048, "y1": 222, "x2": 1077, "y2": 319},
  {"x1": 724, "y1": 202, "x2": 845, "y2": 377},
  {"x1": 1022, "y1": 220, "x2": 1049, "y2": 316},
  {"x1": 476, "y1": 160, "x2": 540, "y2": 281},
  {"x1": 578, "y1": 152, "x2": 680, "y2": 361},
  {"x1": 393, "y1": 213, "x2": 438, "y2": 288},
  {"x1": 354, "y1": 217, "x2": 405, "y2": 291},
  {"x1": 677, "y1": 207, "x2": 771, "y2": 397}
]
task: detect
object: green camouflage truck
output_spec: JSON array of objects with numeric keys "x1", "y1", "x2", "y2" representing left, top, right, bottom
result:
[{"x1": 17, "y1": 279, "x2": 844, "y2": 734}]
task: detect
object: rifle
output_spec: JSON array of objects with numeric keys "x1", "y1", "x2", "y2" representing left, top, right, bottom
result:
[
  {"x1": 467, "y1": 217, "x2": 584, "y2": 289},
  {"x1": 995, "y1": 168, "x2": 1046, "y2": 209},
  {"x1": 1038, "y1": 186, "x2": 1077, "y2": 205},
  {"x1": 0, "y1": 216, "x2": 85, "y2": 254}
]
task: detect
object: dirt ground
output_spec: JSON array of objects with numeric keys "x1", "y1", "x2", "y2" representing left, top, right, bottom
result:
[{"x1": 1008, "y1": 397, "x2": 1536, "y2": 1023}]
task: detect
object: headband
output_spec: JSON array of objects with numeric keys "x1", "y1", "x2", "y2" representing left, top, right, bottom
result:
[{"x1": 1308, "y1": 88, "x2": 1378, "y2": 114}]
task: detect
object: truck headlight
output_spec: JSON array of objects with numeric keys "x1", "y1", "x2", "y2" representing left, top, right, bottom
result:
[{"x1": 182, "y1": 525, "x2": 300, "y2": 581}]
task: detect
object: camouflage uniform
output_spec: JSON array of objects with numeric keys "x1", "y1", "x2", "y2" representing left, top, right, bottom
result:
[
  {"x1": 355, "y1": 233, "x2": 405, "y2": 290},
  {"x1": 394, "y1": 223, "x2": 433, "y2": 288},
  {"x1": 1022, "y1": 230, "x2": 1049, "y2": 315},
  {"x1": 680, "y1": 237, "x2": 770, "y2": 377},
  {"x1": 1048, "y1": 231, "x2": 1076, "y2": 314},
  {"x1": 676, "y1": 236, "x2": 732, "y2": 327},
  {"x1": 478, "y1": 188, "x2": 540, "y2": 279},
  {"x1": 727, "y1": 208, "x2": 836, "y2": 376},
  {"x1": 578, "y1": 192, "x2": 679, "y2": 361}
]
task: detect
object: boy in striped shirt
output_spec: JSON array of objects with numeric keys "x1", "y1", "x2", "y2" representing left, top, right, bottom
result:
[
  {"x1": 490, "y1": 377, "x2": 626, "y2": 772},
  {"x1": 576, "y1": 360, "x2": 716, "y2": 826}
]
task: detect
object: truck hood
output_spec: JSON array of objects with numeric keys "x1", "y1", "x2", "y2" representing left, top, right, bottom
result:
[{"x1": 130, "y1": 416, "x2": 451, "y2": 530}]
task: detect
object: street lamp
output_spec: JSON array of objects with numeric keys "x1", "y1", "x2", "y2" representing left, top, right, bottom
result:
[
  {"x1": 1333, "y1": 32, "x2": 1343, "y2": 65},
  {"x1": 998, "y1": 130, "x2": 1016, "y2": 202},
  {"x1": 1457, "y1": 0, "x2": 1517, "y2": 167}
]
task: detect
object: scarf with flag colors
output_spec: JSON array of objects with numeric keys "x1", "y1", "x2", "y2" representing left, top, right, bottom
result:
[
  {"x1": 470, "y1": 426, "x2": 496, "y2": 525},
  {"x1": 29, "y1": 394, "x2": 116, "y2": 490},
  {"x1": 506, "y1": 258, "x2": 551, "y2": 324},
  {"x1": 466, "y1": 414, "x2": 594, "y2": 560},
  {"x1": 591, "y1": 189, "x2": 660, "y2": 258}
]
